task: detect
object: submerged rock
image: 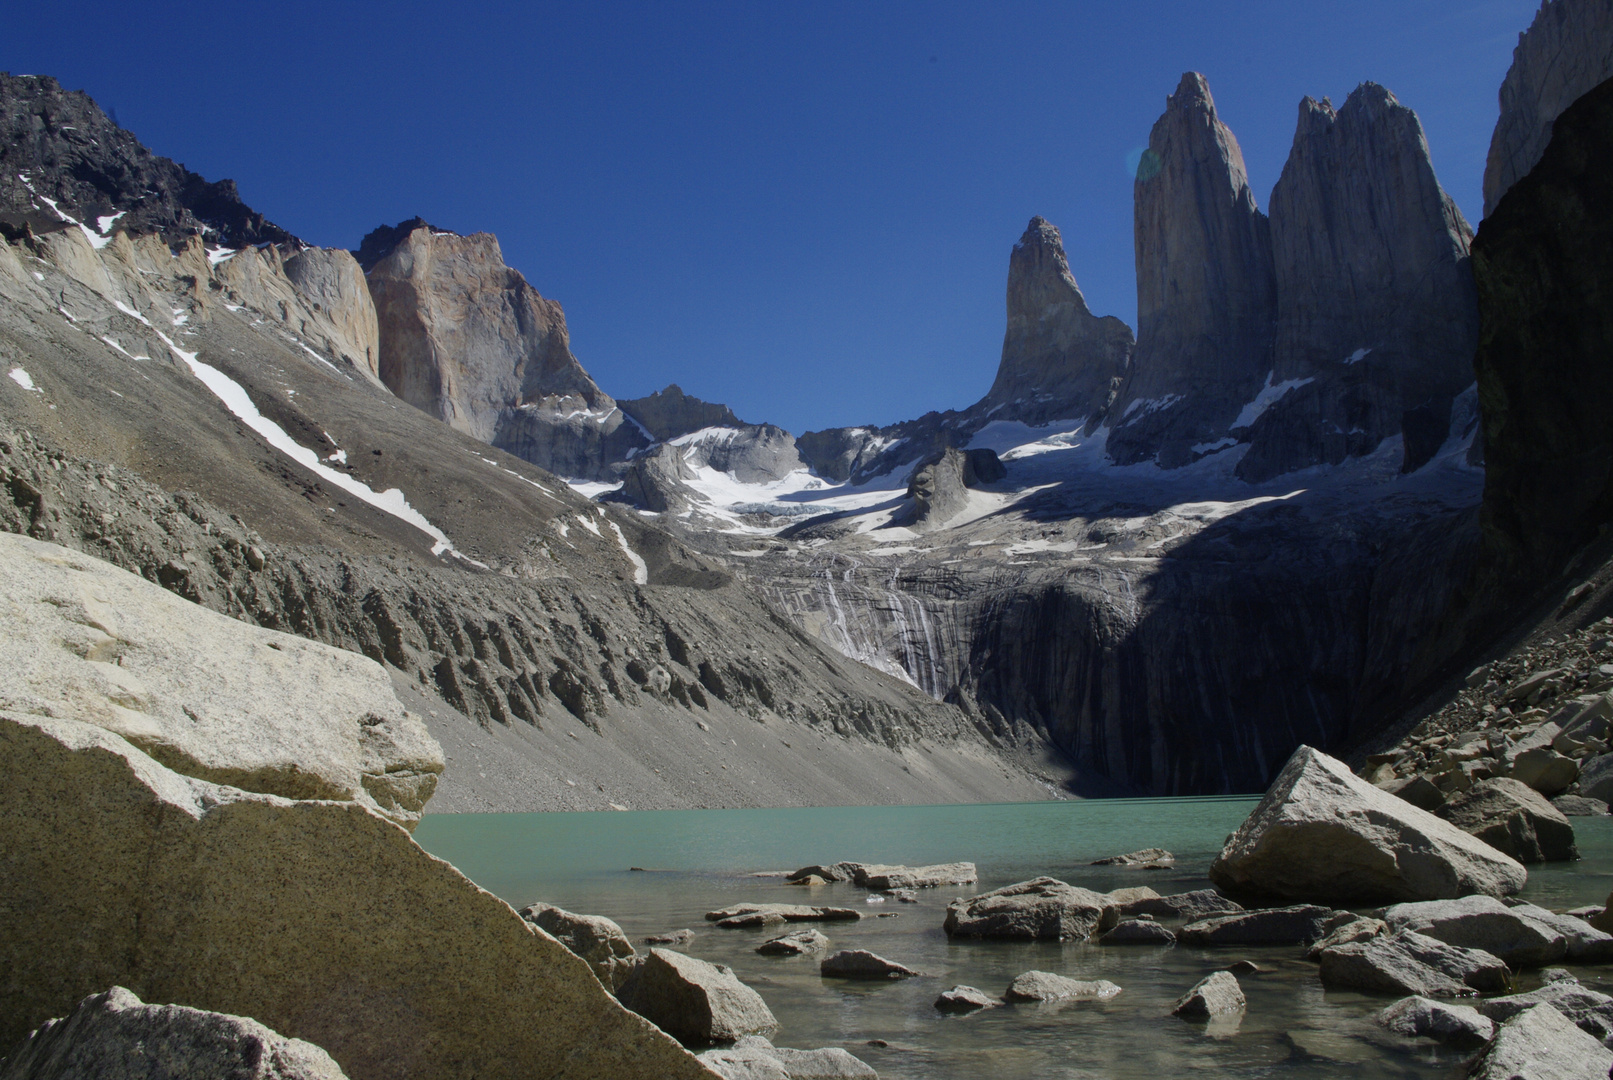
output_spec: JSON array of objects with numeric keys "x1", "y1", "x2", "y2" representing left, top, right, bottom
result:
[
  {"x1": 1437, "y1": 777, "x2": 1579, "y2": 862},
  {"x1": 1470, "y1": 1003, "x2": 1613, "y2": 1080},
  {"x1": 942, "y1": 877, "x2": 1107, "y2": 941},
  {"x1": 1209, "y1": 745, "x2": 1527, "y2": 903},
  {"x1": 1317, "y1": 929, "x2": 1510, "y2": 997},
  {"x1": 933, "y1": 986, "x2": 999, "y2": 1013},
  {"x1": 706, "y1": 904, "x2": 862, "y2": 928},
  {"x1": 1171, "y1": 971, "x2": 1245, "y2": 1020},
  {"x1": 615, "y1": 948, "x2": 780, "y2": 1044},
  {"x1": 0, "y1": 986, "x2": 347, "y2": 1080},
  {"x1": 1375, "y1": 995, "x2": 1494, "y2": 1049},
  {"x1": 1002, "y1": 972, "x2": 1121, "y2": 1004}
]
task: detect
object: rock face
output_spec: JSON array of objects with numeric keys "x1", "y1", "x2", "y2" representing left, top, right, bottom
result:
[
  {"x1": 518, "y1": 903, "x2": 638, "y2": 990},
  {"x1": 1437, "y1": 777, "x2": 1579, "y2": 862},
  {"x1": 1107, "y1": 72, "x2": 1276, "y2": 469},
  {"x1": 901, "y1": 448, "x2": 1002, "y2": 531},
  {"x1": 1473, "y1": 75, "x2": 1613, "y2": 586},
  {"x1": 1002, "y1": 972, "x2": 1121, "y2": 1004},
  {"x1": 1375, "y1": 995, "x2": 1494, "y2": 1049},
  {"x1": 0, "y1": 987, "x2": 348, "y2": 1080},
  {"x1": 942, "y1": 878, "x2": 1108, "y2": 941},
  {"x1": 358, "y1": 219, "x2": 645, "y2": 477},
  {"x1": 981, "y1": 217, "x2": 1133, "y2": 427},
  {"x1": 1171, "y1": 971, "x2": 1245, "y2": 1020},
  {"x1": 1470, "y1": 1003, "x2": 1613, "y2": 1080},
  {"x1": 282, "y1": 248, "x2": 382, "y2": 381},
  {"x1": 0, "y1": 74, "x2": 297, "y2": 248},
  {"x1": 1208, "y1": 745, "x2": 1528, "y2": 903},
  {"x1": 1248, "y1": 83, "x2": 1478, "y2": 482},
  {"x1": 1317, "y1": 929, "x2": 1511, "y2": 997},
  {"x1": 0, "y1": 533, "x2": 442, "y2": 828},
  {"x1": 619, "y1": 385, "x2": 743, "y2": 442},
  {"x1": 614, "y1": 949, "x2": 779, "y2": 1044},
  {"x1": 0, "y1": 714, "x2": 714, "y2": 1080},
  {"x1": 1484, "y1": 0, "x2": 1613, "y2": 216}
]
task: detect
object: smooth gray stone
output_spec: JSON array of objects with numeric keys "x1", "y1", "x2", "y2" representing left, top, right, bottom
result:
[
  {"x1": 943, "y1": 877, "x2": 1108, "y2": 941},
  {"x1": 1172, "y1": 971, "x2": 1245, "y2": 1020},
  {"x1": 1318, "y1": 929, "x2": 1510, "y2": 997},
  {"x1": 1382, "y1": 895, "x2": 1567, "y2": 967},
  {"x1": 1375, "y1": 995, "x2": 1494, "y2": 1049},
  {"x1": 1470, "y1": 1003, "x2": 1613, "y2": 1080},
  {"x1": 818, "y1": 950, "x2": 919, "y2": 981},
  {"x1": 934, "y1": 985, "x2": 999, "y2": 1013},
  {"x1": 1003, "y1": 971, "x2": 1121, "y2": 1004},
  {"x1": 615, "y1": 949, "x2": 779, "y2": 1043}
]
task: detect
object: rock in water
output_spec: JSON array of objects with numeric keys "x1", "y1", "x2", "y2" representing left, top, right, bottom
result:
[
  {"x1": 705, "y1": 904, "x2": 862, "y2": 928},
  {"x1": 934, "y1": 986, "x2": 999, "y2": 1013},
  {"x1": 1002, "y1": 972, "x2": 1121, "y2": 1004},
  {"x1": 756, "y1": 929, "x2": 829, "y2": 956},
  {"x1": 818, "y1": 951, "x2": 919, "y2": 980},
  {"x1": 981, "y1": 216, "x2": 1133, "y2": 427},
  {"x1": 1381, "y1": 895, "x2": 1568, "y2": 967},
  {"x1": 1248, "y1": 83, "x2": 1477, "y2": 482},
  {"x1": 1374, "y1": 995, "x2": 1494, "y2": 1049},
  {"x1": 1208, "y1": 745, "x2": 1527, "y2": 903},
  {"x1": 1304, "y1": 917, "x2": 1387, "y2": 960},
  {"x1": 697, "y1": 1037, "x2": 878, "y2": 1080},
  {"x1": 1484, "y1": 0, "x2": 1613, "y2": 216},
  {"x1": 1474, "y1": 979, "x2": 1613, "y2": 1043},
  {"x1": 1108, "y1": 72, "x2": 1276, "y2": 468},
  {"x1": 358, "y1": 219, "x2": 646, "y2": 480},
  {"x1": 1317, "y1": 929, "x2": 1510, "y2": 997},
  {"x1": 1099, "y1": 918, "x2": 1177, "y2": 946},
  {"x1": 518, "y1": 903, "x2": 638, "y2": 990},
  {"x1": 614, "y1": 949, "x2": 779, "y2": 1043},
  {"x1": 0, "y1": 986, "x2": 347, "y2": 1080},
  {"x1": 1171, "y1": 971, "x2": 1245, "y2": 1020},
  {"x1": 942, "y1": 877, "x2": 1108, "y2": 941},
  {"x1": 1438, "y1": 777, "x2": 1579, "y2": 862},
  {"x1": 0, "y1": 533, "x2": 441, "y2": 828},
  {"x1": 1470, "y1": 1003, "x2": 1613, "y2": 1080},
  {"x1": 0, "y1": 715, "x2": 712, "y2": 1080},
  {"x1": 1177, "y1": 905, "x2": 1353, "y2": 947},
  {"x1": 1473, "y1": 75, "x2": 1613, "y2": 584},
  {"x1": 1089, "y1": 848, "x2": 1174, "y2": 867}
]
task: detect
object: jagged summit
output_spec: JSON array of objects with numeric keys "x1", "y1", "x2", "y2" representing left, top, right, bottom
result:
[
  {"x1": 618, "y1": 384, "x2": 744, "y2": 442},
  {"x1": 0, "y1": 73, "x2": 297, "y2": 249},
  {"x1": 355, "y1": 216, "x2": 456, "y2": 270}
]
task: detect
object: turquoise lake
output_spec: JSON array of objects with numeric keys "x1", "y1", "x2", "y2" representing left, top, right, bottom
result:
[{"x1": 415, "y1": 799, "x2": 1613, "y2": 1080}]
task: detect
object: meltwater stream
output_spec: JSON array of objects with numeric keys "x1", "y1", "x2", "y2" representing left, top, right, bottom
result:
[{"x1": 415, "y1": 799, "x2": 1613, "y2": 1080}]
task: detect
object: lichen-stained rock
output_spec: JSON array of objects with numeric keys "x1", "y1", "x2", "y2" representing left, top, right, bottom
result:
[
  {"x1": 1208, "y1": 746, "x2": 1527, "y2": 903},
  {"x1": 1484, "y1": 0, "x2": 1613, "y2": 216},
  {"x1": 0, "y1": 986, "x2": 349, "y2": 1080},
  {"x1": 1438, "y1": 778, "x2": 1579, "y2": 863},
  {"x1": 1470, "y1": 1002, "x2": 1613, "y2": 1080},
  {"x1": 519, "y1": 902, "x2": 638, "y2": 990},
  {"x1": 0, "y1": 533, "x2": 442, "y2": 828},
  {"x1": 981, "y1": 216, "x2": 1133, "y2": 427},
  {"x1": 1171, "y1": 971, "x2": 1245, "y2": 1020},
  {"x1": 1108, "y1": 72, "x2": 1276, "y2": 468},
  {"x1": 0, "y1": 715, "x2": 716, "y2": 1080},
  {"x1": 614, "y1": 949, "x2": 779, "y2": 1044},
  {"x1": 1248, "y1": 82, "x2": 1477, "y2": 482},
  {"x1": 942, "y1": 877, "x2": 1108, "y2": 941},
  {"x1": 1317, "y1": 929, "x2": 1510, "y2": 997}
]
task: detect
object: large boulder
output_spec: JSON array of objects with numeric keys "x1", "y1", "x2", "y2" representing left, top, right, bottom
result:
[
  {"x1": 518, "y1": 903, "x2": 638, "y2": 990},
  {"x1": 1176, "y1": 905, "x2": 1353, "y2": 946},
  {"x1": 942, "y1": 877, "x2": 1107, "y2": 941},
  {"x1": 1382, "y1": 894, "x2": 1570, "y2": 967},
  {"x1": 0, "y1": 715, "x2": 713, "y2": 1080},
  {"x1": 1102, "y1": 890, "x2": 1243, "y2": 927},
  {"x1": 0, "y1": 986, "x2": 347, "y2": 1080},
  {"x1": 1437, "y1": 777, "x2": 1578, "y2": 862},
  {"x1": 697, "y1": 1037, "x2": 876, "y2": 1080},
  {"x1": 1507, "y1": 902, "x2": 1613, "y2": 962},
  {"x1": 1474, "y1": 978, "x2": 1613, "y2": 1043},
  {"x1": 1470, "y1": 1003, "x2": 1613, "y2": 1080},
  {"x1": 1002, "y1": 972, "x2": 1121, "y2": 1004},
  {"x1": 1317, "y1": 929, "x2": 1510, "y2": 997},
  {"x1": 1578, "y1": 753, "x2": 1613, "y2": 804},
  {"x1": 1171, "y1": 971, "x2": 1245, "y2": 1020},
  {"x1": 615, "y1": 949, "x2": 779, "y2": 1044},
  {"x1": 1208, "y1": 745, "x2": 1527, "y2": 903},
  {"x1": 1375, "y1": 995, "x2": 1493, "y2": 1049},
  {"x1": 0, "y1": 533, "x2": 441, "y2": 828}
]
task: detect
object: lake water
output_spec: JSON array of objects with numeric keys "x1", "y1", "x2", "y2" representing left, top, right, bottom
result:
[{"x1": 414, "y1": 799, "x2": 1613, "y2": 1080}]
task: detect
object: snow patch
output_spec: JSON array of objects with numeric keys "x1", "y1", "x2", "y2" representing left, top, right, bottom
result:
[
  {"x1": 1343, "y1": 348, "x2": 1372, "y2": 365},
  {"x1": 95, "y1": 211, "x2": 126, "y2": 235},
  {"x1": 1121, "y1": 394, "x2": 1182, "y2": 420},
  {"x1": 8, "y1": 367, "x2": 41, "y2": 392},
  {"x1": 206, "y1": 247, "x2": 236, "y2": 266},
  {"x1": 113, "y1": 300, "x2": 151, "y2": 327},
  {"x1": 154, "y1": 329, "x2": 482, "y2": 564},
  {"x1": 608, "y1": 521, "x2": 649, "y2": 585},
  {"x1": 565, "y1": 479, "x2": 625, "y2": 499},
  {"x1": 1231, "y1": 373, "x2": 1314, "y2": 430},
  {"x1": 576, "y1": 514, "x2": 602, "y2": 537},
  {"x1": 1191, "y1": 437, "x2": 1238, "y2": 456}
]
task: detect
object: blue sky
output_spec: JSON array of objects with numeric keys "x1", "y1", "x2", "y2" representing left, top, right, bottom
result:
[{"x1": 8, "y1": 1, "x2": 1539, "y2": 433}]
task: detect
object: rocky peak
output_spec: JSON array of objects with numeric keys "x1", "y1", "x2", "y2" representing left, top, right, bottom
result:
[
  {"x1": 0, "y1": 73, "x2": 297, "y2": 249},
  {"x1": 1107, "y1": 71, "x2": 1276, "y2": 467},
  {"x1": 1242, "y1": 81, "x2": 1478, "y2": 481},
  {"x1": 984, "y1": 217, "x2": 1133, "y2": 427},
  {"x1": 1485, "y1": 0, "x2": 1613, "y2": 217},
  {"x1": 618, "y1": 384, "x2": 744, "y2": 442}
]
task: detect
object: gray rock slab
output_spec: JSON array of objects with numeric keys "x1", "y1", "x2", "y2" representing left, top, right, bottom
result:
[
  {"x1": 1099, "y1": 918, "x2": 1177, "y2": 946},
  {"x1": 1382, "y1": 894, "x2": 1568, "y2": 967},
  {"x1": 1474, "y1": 978, "x2": 1613, "y2": 1043},
  {"x1": 942, "y1": 877, "x2": 1107, "y2": 941},
  {"x1": 1318, "y1": 929, "x2": 1510, "y2": 997},
  {"x1": 1439, "y1": 777, "x2": 1579, "y2": 861},
  {"x1": 615, "y1": 948, "x2": 780, "y2": 1044},
  {"x1": 1209, "y1": 746, "x2": 1526, "y2": 903},
  {"x1": 0, "y1": 986, "x2": 347, "y2": 1080},
  {"x1": 1304, "y1": 917, "x2": 1387, "y2": 960},
  {"x1": 707, "y1": 904, "x2": 862, "y2": 929},
  {"x1": 1178, "y1": 905, "x2": 1354, "y2": 946},
  {"x1": 934, "y1": 986, "x2": 999, "y2": 1013},
  {"x1": 1089, "y1": 848, "x2": 1174, "y2": 866},
  {"x1": 1003, "y1": 972, "x2": 1122, "y2": 1004},
  {"x1": 854, "y1": 863, "x2": 976, "y2": 890},
  {"x1": 756, "y1": 929, "x2": 829, "y2": 956},
  {"x1": 1470, "y1": 1003, "x2": 1613, "y2": 1080},
  {"x1": 1171, "y1": 971, "x2": 1245, "y2": 1020},
  {"x1": 1374, "y1": 995, "x2": 1493, "y2": 1050},
  {"x1": 818, "y1": 950, "x2": 918, "y2": 981}
]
